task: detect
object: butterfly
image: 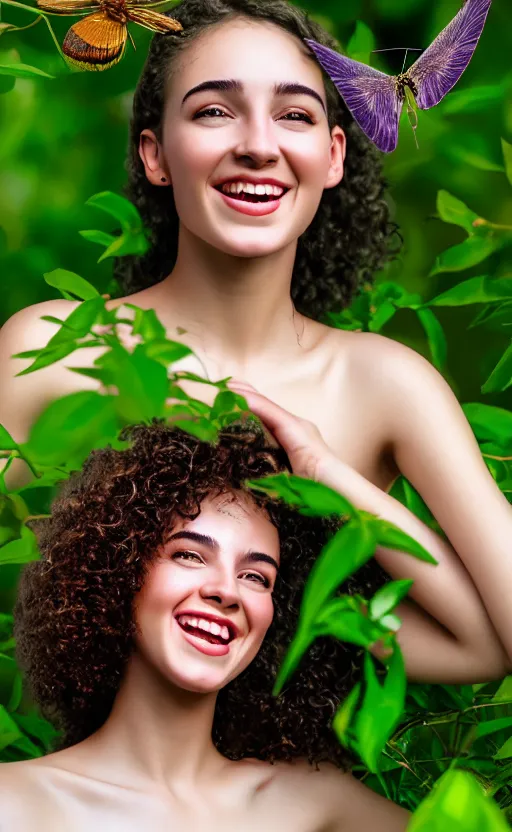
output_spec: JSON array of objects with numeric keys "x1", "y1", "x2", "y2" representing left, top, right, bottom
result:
[
  {"x1": 305, "y1": 0, "x2": 492, "y2": 153},
  {"x1": 36, "y1": 0, "x2": 183, "y2": 71}
]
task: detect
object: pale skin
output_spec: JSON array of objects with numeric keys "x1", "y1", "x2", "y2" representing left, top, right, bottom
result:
[
  {"x1": 0, "y1": 0, "x2": 510, "y2": 729},
  {"x1": 0, "y1": 495, "x2": 409, "y2": 831}
]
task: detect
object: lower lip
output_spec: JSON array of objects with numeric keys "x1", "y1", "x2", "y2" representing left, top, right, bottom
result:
[
  {"x1": 177, "y1": 620, "x2": 231, "y2": 657},
  {"x1": 214, "y1": 187, "x2": 287, "y2": 216}
]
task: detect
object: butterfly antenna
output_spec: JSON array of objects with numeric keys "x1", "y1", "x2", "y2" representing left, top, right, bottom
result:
[
  {"x1": 401, "y1": 48, "x2": 409, "y2": 74},
  {"x1": 128, "y1": 29, "x2": 136, "y2": 53}
]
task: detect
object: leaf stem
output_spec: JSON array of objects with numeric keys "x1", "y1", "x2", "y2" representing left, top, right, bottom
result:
[{"x1": 0, "y1": 0, "x2": 67, "y2": 65}]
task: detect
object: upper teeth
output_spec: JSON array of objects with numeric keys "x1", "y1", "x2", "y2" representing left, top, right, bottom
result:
[
  {"x1": 177, "y1": 615, "x2": 231, "y2": 641},
  {"x1": 220, "y1": 182, "x2": 284, "y2": 197}
]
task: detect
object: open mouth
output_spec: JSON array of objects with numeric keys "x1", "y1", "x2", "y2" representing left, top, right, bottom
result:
[
  {"x1": 213, "y1": 185, "x2": 289, "y2": 203},
  {"x1": 176, "y1": 614, "x2": 235, "y2": 646}
]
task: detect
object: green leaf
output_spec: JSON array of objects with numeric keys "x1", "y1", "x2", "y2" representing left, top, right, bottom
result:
[
  {"x1": 416, "y1": 308, "x2": 447, "y2": 371},
  {"x1": 0, "y1": 63, "x2": 54, "y2": 80},
  {"x1": 474, "y1": 716, "x2": 512, "y2": 740},
  {"x1": 85, "y1": 191, "x2": 144, "y2": 233},
  {"x1": 172, "y1": 418, "x2": 218, "y2": 443},
  {"x1": 14, "y1": 341, "x2": 78, "y2": 376},
  {"x1": 429, "y1": 237, "x2": 500, "y2": 276},
  {"x1": 0, "y1": 494, "x2": 28, "y2": 547},
  {"x1": 368, "y1": 579, "x2": 414, "y2": 622},
  {"x1": 346, "y1": 20, "x2": 375, "y2": 64},
  {"x1": 389, "y1": 477, "x2": 438, "y2": 529},
  {"x1": 316, "y1": 599, "x2": 385, "y2": 649},
  {"x1": 462, "y1": 403, "x2": 512, "y2": 444},
  {"x1": 97, "y1": 229, "x2": 149, "y2": 262},
  {"x1": 23, "y1": 391, "x2": 118, "y2": 469},
  {"x1": 436, "y1": 190, "x2": 479, "y2": 235},
  {"x1": 407, "y1": 769, "x2": 510, "y2": 831},
  {"x1": 494, "y1": 736, "x2": 512, "y2": 759},
  {"x1": 247, "y1": 473, "x2": 357, "y2": 518},
  {"x1": 369, "y1": 300, "x2": 397, "y2": 332},
  {"x1": 0, "y1": 526, "x2": 40, "y2": 566},
  {"x1": 104, "y1": 344, "x2": 169, "y2": 423},
  {"x1": 370, "y1": 517, "x2": 437, "y2": 563},
  {"x1": 492, "y1": 676, "x2": 512, "y2": 702},
  {"x1": 501, "y1": 138, "x2": 512, "y2": 188},
  {"x1": 43, "y1": 269, "x2": 100, "y2": 300},
  {"x1": 143, "y1": 339, "x2": 193, "y2": 365},
  {"x1": 125, "y1": 306, "x2": 166, "y2": 342},
  {"x1": 332, "y1": 683, "x2": 361, "y2": 743},
  {"x1": 0, "y1": 425, "x2": 18, "y2": 452},
  {"x1": 301, "y1": 517, "x2": 377, "y2": 623},
  {"x1": 427, "y1": 276, "x2": 512, "y2": 307},
  {"x1": 481, "y1": 341, "x2": 512, "y2": 394},
  {"x1": 79, "y1": 229, "x2": 117, "y2": 247},
  {"x1": 350, "y1": 649, "x2": 406, "y2": 772},
  {"x1": 470, "y1": 300, "x2": 512, "y2": 330}
]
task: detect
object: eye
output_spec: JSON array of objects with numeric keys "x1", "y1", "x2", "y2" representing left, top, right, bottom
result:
[
  {"x1": 194, "y1": 107, "x2": 228, "y2": 119},
  {"x1": 239, "y1": 571, "x2": 270, "y2": 588},
  {"x1": 172, "y1": 550, "x2": 203, "y2": 564},
  {"x1": 281, "y1": 111, "x2": 314, "y2": 124}
]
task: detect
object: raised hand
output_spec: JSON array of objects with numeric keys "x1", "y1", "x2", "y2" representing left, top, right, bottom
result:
[{"x1": 227, "y1": 380, "x2": 335, "y2": 482}]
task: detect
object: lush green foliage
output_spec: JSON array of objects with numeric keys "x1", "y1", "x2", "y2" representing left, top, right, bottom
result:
[{"x1": 0, "y1": 0, "x2": 511, "y2": 826}]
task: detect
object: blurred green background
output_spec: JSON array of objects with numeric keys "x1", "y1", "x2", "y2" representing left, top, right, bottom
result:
[{"x1": 0, "y1": 0, "x2": 511, "y2": 401}]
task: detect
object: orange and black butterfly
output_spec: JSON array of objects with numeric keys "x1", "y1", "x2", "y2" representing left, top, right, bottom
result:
[{"x1": 36, "y1": 0, "x2": 183, "y2": 71}]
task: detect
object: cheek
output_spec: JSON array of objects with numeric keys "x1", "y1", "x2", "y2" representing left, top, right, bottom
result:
[
  {"x1": 135, "y1": 563, "x2": 196, "y2": 621},
  {"x1": 246, "y1": 593, "x2": 275, "y2": 642}
]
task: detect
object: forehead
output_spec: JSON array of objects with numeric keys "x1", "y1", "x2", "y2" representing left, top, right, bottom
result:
[
  {"x1": 171, "y1": 492, "x2": 280, "y2": 561},
  {"x1": 170, "y1": 18, "x2": 323, "y2": 96}
]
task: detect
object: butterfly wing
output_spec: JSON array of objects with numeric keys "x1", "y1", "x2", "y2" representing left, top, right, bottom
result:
[
  {"x1": 408, "y1": 0, "x2": 492, "y2": 110},
  {"x1": 305, "y1": 40, "x2": 402, "y2": 153},
  {"x1": 63, "y1": 10, "x2": 126, "y2": 70},
  {"x1": 125, "y1": 6, "x2": 182, "y2": 33},
  {"x1": 36, "y1": 0, "x2": 100, "y2": 15}
]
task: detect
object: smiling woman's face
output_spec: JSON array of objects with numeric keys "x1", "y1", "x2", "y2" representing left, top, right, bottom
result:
[
  {"x1": 139, "y1": 17, "x2": 345, "y2": 259},
  {"x1": 133, "y1": 492, "x2": 280, "y2": 694}
]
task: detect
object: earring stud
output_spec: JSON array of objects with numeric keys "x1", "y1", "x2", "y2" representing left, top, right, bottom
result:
[{"x1": 161, "y1": 176, "x2": 167, "y2": 183}]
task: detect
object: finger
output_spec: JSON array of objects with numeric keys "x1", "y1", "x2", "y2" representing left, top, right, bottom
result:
[{"x1": 231, "y1": 387, "x2": 297, "y2": 440}]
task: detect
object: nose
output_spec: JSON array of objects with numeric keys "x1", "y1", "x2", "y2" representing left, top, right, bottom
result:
[
  {"x1": 233, "y1": 112, "x2": 280, "y2": 169},
  {"x1": 199, "y1": 572, "x2": 240, "y2": 610}
]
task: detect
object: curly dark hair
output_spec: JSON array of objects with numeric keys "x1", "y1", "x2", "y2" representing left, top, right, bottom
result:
[
  {"x1": 14, "y1": 422, "x2": 385, "y2": 768},
  {"x1": 114, "y1": 0, "x2": 398, "y2": 321}
]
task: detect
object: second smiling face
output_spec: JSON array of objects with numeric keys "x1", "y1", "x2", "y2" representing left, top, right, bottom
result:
[{"x1": 133, "y1": 492, "x2": 280, "y2": 693}]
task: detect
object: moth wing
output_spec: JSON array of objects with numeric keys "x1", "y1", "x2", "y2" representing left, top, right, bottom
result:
[
  {"x1": 408, "y1": 0, "x2": 492, "y2": 110},
  {"x1": 36, "y1": 0, "x2": 100, "y2": 15},
  {"x1": 63, "y1": 10, "x2": 127, "y2": 71},
  {"x1": 125, "y1": 7, "x2": 183, "y2": 33},
  {"x1": 305, "y1": 40, "x2": 402, "y2": 153}
]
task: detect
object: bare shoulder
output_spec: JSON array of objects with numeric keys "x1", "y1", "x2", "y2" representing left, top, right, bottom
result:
[
  {"x1": 266, "y1": 759, "x2": 410, "y2": 831},
  {"x1": 0, "y1": 758, "x2": 47, "y2": 827},
  {"x1": 0, "y1": 298, "x2": 81, "y2": 352}
]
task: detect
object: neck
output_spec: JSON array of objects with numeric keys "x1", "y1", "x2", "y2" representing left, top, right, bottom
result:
[
  {"x1": 84, "y1": 653, "x2": 222, "y2": 788},
  {"x1": 149, "y1": 227, "x2": 307, "y2": 375}
]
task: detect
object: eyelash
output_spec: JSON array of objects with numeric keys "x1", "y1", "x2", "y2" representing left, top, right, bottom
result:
[
  {"x1": 194, "y1": 107, "x2": 314, "y2": 124},
  {"x1": 172, "y1": 550, "x2": 271, "y2": 588}
]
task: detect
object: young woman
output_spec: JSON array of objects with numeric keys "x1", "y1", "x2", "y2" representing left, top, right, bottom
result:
[
  {"x1": 0, "y1": 418, "x2": 507, "y2": 830},
  {"x1": 0, "y1": 0, "x2": 511, "y2": 665},
  {"x1": 1, "y1": 422, "x2": 406, "y2": 831}
]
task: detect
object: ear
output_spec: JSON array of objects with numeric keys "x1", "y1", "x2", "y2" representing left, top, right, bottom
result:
[
  {"x1": 139, "y1": 129, "x2": 172, "y2": 187},
  {"x1": 324, "y1": 125, "x2": 346, "y2": 190}
]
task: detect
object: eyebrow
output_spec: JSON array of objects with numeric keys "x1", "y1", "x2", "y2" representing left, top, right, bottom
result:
[
  {"x1": 166, "y1": 530, "x2": 279, "y2": 571},
  {"x1": 181, "y1": 79, "x2": 326, "y2": 113}
]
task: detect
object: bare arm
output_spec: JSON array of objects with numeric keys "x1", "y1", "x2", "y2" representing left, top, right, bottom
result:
[
  {"x1": 227, "y1": 378, "x2": 511, "y2": 684},
  {"x1": 370, "y1": 337, "x2": 512, "y2": 667}
]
